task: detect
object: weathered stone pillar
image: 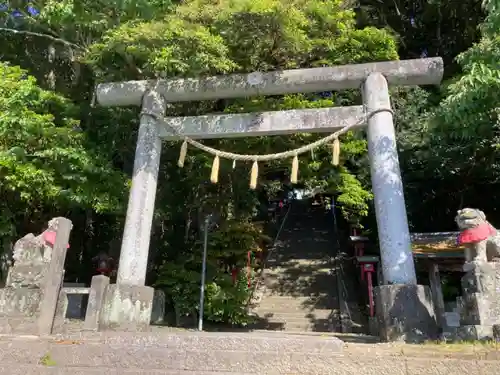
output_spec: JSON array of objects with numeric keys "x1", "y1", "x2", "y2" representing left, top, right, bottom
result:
[
  {"x1": 84, "y1": 275, "x2": 109, "y2": 331},
  {"x1": 364, "y1": 73, "x2": 437, "y2": 342},
  {"x1": 38, "y1": 217, "x2": 73, "y2": 335},
  {"x1": 363, "y1": 72, "x2": 416, "y2": 285},
  {"x1": 428, "y1": 262, "x2": 446, "y2": 330},
  {"x1": 117, "y1": 90, "x2": 166, "y2": 286},
  {"x1": 100, "y1": 91, "x2": 165, "y2": 331}
]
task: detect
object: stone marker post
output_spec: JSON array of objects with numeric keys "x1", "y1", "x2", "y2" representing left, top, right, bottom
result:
[
  {"x1": 37, "y1": 217, "x2": 73, "y2": 336},
  {"x1": 84, "y1": 275, "x2": 110, "y2": 331}
]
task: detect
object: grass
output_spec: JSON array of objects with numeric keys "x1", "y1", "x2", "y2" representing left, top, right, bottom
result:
[
  {"x1": 39, "y1": 353, "x2": 56, "y2": 366},
  {"x1": 408, "y1": 339, "x2": 499, "y2": 354},
  {"x1": 423, "y1": 339, "x2": 497, "y2": 348}
]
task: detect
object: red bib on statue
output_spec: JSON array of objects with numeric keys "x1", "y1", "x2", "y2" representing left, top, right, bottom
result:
[
  {"x1": 43, "y1": 230, "x2": 70, "y2": 248},
  {"x1": 458, "y1": 223, "x2": 496, "y2": 245}
]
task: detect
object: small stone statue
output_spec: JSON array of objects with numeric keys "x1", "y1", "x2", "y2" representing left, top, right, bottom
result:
[
  {"x1": 8, "y1": 218, "x2": 70, "y2": 289},
  {"x1": 455, "y1": 208, "x2": 500, "y2": 267},
  {"x1": 11, "y1": 218, "x2": 69, "y2": 267}
]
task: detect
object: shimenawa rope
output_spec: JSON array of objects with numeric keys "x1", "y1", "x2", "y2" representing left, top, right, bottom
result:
[{"x1": 140, "y1": 108, "x2": 393, "y2": 189}]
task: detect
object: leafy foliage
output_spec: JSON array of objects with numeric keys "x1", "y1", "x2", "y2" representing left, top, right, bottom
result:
[
  {"x1": 398, "y1": 0, "x2": 500, "y2": 230},
  {"x1": 0, "y1": 63, "x2": 126, "y2": 233}
]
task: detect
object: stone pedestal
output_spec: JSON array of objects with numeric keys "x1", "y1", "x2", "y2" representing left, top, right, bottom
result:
[
  {"x1": 84, "y1": 275, "x2": 110, "y2": 331},
  {"x1": 0, "y1": 264, "x2": 49, "y2": 320},
  {"x1": 374, "y1": 284, "x2": 438, "y2": 342},
  {"x1": 493, "y1": 324, "x2": 500, "y2": 340},
  {"x1": 0, "y1": 217, "x2": 72, "y2": 335},
  {"x1": 368, "y1": 316, "x2": 379, "y2": 337},
  {"x1": 457, "y1": 261, "x2": 500, "y2": 340},
  {"x1": 0, "y1": 287, "x2": 43, "y2": 317},
  {"x1": 6, "y1": 264, "x2": 49, "y2": 289},
  {"x1": 99, "y1": 284, "x2": 154, "y2": 331},
  {"x1": 151, "y1": 289, "x2": 166, "y2": 325}
]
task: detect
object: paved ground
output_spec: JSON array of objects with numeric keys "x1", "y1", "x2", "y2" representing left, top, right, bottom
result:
[{"x1": 0, "y1": 330, "x2": 498, "y2": 374}]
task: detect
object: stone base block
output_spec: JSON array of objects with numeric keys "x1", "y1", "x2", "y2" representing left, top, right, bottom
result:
[
  {"x1": 99, "y1": 284, "x2": 154, "y2": 331},
  {"x1": 459, "y1": 262, "x2": 500, "y2": 327},
  {"x1": 460, "y1": 292, "x2": 496, "y2": 326},
  {"x1": 0, "y1": 287, "x2": 42, "y2": 316},
  {"x1": 461, "y1": 261, "x2": 500, "y2": 294},
  {"x1": 374, "y1": 284, "x2": 438, "y2": 342},
  {"x1": 151, "y1": 290, "x2": 165, "y2": 325},
  {"x1": 457, "y1": 325, "x2": 494, "y2": 341},
  {"x1": 6, "y1": 264, "x2": 48, "y2": 289},
  {"x1": 368, "y1": 316, "x2": 379, "y2": 337},
  {"x1": 84, "y1": 275, "x2": 110, "y2": 331}
]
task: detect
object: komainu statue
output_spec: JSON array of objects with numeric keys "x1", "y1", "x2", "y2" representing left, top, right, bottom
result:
[
  {"x1": 7, "y1": 218, "x2": 69, "y2": 288},
  {"x1": 12, "y1": 218, "x2": 60, "y2": 266},
  {"x1": 455, "y1": 208, "x2": 500, "y2": 265}
]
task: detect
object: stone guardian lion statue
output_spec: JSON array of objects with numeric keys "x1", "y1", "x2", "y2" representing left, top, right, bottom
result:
[{"x1": 455, "y1": 208, "x2": 500, "y2": 267}]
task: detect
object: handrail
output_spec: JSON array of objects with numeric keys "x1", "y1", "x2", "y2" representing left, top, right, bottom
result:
[
  {"x1": 331, "y1": 202, "x2": 353, "y2": 326},
  {"x1": 246, "y1": 201, "x2": 293, "y2": 309},
  {"x1": 337, "y1": 254, "x2": 353, "y2": 323}
]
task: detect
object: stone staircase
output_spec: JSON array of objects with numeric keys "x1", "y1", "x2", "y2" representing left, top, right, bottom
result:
[{"x1": 252, "y1": 200, "x2": 341, "y2": 332}]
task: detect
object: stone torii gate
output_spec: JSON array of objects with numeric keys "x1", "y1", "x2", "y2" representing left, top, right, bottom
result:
[{"x1": 95, "y1": 57, "x2": 443, "y2": 337}]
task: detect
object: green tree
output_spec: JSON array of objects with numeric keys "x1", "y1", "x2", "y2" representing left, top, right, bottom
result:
[
  {"x1": 357, "y1": 0, "x2": 486, "y2": 78},
  {"x1": 0, "y1": 62, "x2": 127, "y2": 264},
  {"x1": 399, "y1": 0, "x2": 500, "y2": 230}
]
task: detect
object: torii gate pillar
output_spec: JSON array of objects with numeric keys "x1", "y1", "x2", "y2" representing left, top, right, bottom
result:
[{"x1": 363, "y1": 72, "x2": 417, "y2": 286}]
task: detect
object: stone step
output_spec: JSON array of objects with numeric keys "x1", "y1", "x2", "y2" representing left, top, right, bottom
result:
[
  {"x1": 256, "y1": 305, "x2": 319, "y2": 313},
  {"x1": 263, "y1": 321, "x2": 335, "y2": 332},
  {"x1": 256, "y1": 309, "x2": 335, "y2": 319},
  {"x1": 262, "y1": 289, "x2": 334, "y2": 296},
  {"x1": 258, "y1": 295, "x2": 320, "y2": 301},
  {"x1": 263, "y1": 285, "x2": 334, "y2": 293},
  {"x1": 257, "y1": 301, "x2": 336, "y2": 312},
  {"x1": 265, "y1": 263, "x2": 333, "y2": 271},
  {"x1": 257, "y1": 315, "x2": 332, "y2": 325},
  {"x1": 258, "y1": 295, "x2": 333, "y2": 302},
  {"x1": 263, "y1": 277, "x2": 334, "y2": 287},
  {"x1": 251, "y1": 310, "x2": 339, "y2": 332}
]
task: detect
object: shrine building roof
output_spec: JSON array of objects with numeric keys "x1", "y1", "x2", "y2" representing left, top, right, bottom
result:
[{"x1": 411, "y1": 232, "x2": 464, "y2": 259}]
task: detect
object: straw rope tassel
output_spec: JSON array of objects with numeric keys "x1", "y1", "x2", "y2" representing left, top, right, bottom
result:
[
  {"x1": 332, "y1": 138, "x2": 340, "y2": 166},
  {"x1": 291, "y1": 155, "x2": 299, "y2": 184},
  {"x1": 250, "y1": 160, "x2": 258, "y2": 190},
  {"x1": 210, "y1": 155, "x2": 220, "y2": 184},
  {"x1": 178, "y1": 139, "x2": 188, "y2": 168}
]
